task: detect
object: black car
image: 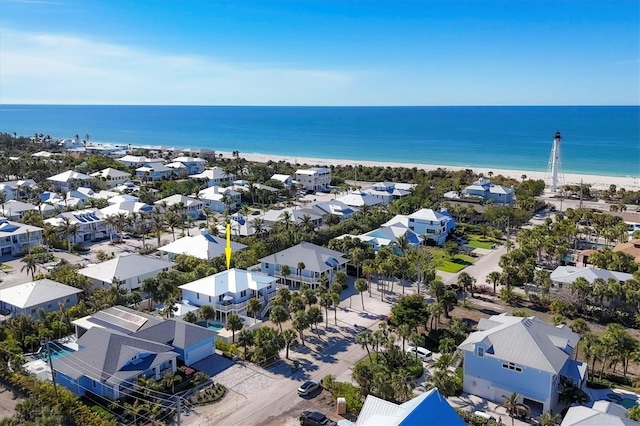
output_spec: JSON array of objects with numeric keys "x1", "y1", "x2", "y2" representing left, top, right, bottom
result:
[{"x1": 299, "y1": 411, "x2": 336, "y2": 426}]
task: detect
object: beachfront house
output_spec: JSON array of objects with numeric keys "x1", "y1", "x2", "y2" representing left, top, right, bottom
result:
[
  {"x1": 458, "y1": 314, "x2": 587, "y2": 415},
  {"x1": 198, "y1": 186, "x2": 241, "y2": 213},
  {"x1": 0, "y1": 220, "x2": 43, "y2": 256},
  {"x1": 295, "y1": 168, "x2": 331, "y2": 192},
  {"x1": 90, "y1": 168, "x2": 132, "y2": 188},
  {"x1": 79, "y1": 254, "x2": 174, "y2": 293},
  {"x1": 44, "y1": 209, "x2": 111, "y2": 243},
  {"x1": 159, "y1": 230, "x2": 247, "y2": 261},
  {"x1": 179, "y1": 268, "x2": 278, "y2": 322},
  {"x1": 47, "y1": 170, "x2": 93, "y2": 192},
  {"x1": 462, "y1": 178, "x2": 515, "y2": 206},
  {"x1": 190, "y1": 167, "x2": 233, "y2": 187},
  {"x1": 0, "y1": 279, "x2": 82, "y2": 318},
  {"x1": 154, "y1": 194, "x2": 204, "y2": 219},
  {"x1": 259, "y1": 241, "x2": 348, "y2": 288}
]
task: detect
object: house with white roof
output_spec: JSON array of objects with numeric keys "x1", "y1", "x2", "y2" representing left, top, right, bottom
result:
[
  {"x1": 171, "y1": 156, "x2": 207, "y2": 175},
  {"x1": 337, "y1": 224, "x2": 423, "y2": 253},
  {"x1": 270, "y1": 173, "x2": 293, "y2": 187},
  {"x1": 376, "y1": 208, "x2": 456, "y2": 246},
  {"x1": 352, "y1": 388, "x2": 465, "y2": 426},
  {"x1": 228, "y1": 213, "x2": 270, "y2": 237},
  {"x1": 0, "y1": 279, "x2": 82, "y2": 318},
  {"x1": 90, "y1": 168, "x2": 131, "y2": 188},
  {"x1": 0, "y1": 200, "x2": 39, "y2": 221},
  {"x1": 308, "y1": 199, "x2": 357, "y2": 220},
  {"x1": 462, "y1": 178, "x2": 515, "y2": 205},
  {"x1": 337, "y1": 190, "x2": 384, "y2": 208},
  {"x1": 295, "y1": 167, "x2": 331, "y2": 191},
  {"x1": 159, "y1": 230, "x2": 247, "y2": 261},
  {"x1": 362, "y1": 181, "x2": 415, "y2": 205},
  {"x1": 154, "y1": 194, "x2": 204, "y2": 219},
  {"x1": 47, "y1": 170, "x2": 93, "y2": 192},
  {"x1": 561, "y1": 400, "x2": 639, "y2": 426},
  {"x1": 116, "y1": 155, "x2": 164, "y2": 168},
  {"x1": 261, "y1": 207, "x2": 323, "y2": 229},
  {"x1": 198, "y1": 185, "x2": 241, "y2": 213},
  {"x1": 107, "y1": 194, "x2": 139, "y2": 204},
  {"x1": 179, "y1": 268, "x2": 278, "y2": 321},
  {"x1": 0, "y1": 220, "x2": 43, "y2": 256},
  {"x1": 0, "y1": 180, "x2": 37, "y2": 202},
  {"x1": 136, "y1": 163, "x2": 173, "y2": 181},
  {"x1": 259, "y1": 242, "x2": 348, "y2": 288},
  {"x1": 164, "y1": 161, "x2": 188, "y2": 177},
  {"x1": 100, "y1": 201, "x2": 153, "y2": 218},
  {"x1": 79, "y1": 254, "x2": 174, "y2": 292},
  {"x1": 458, "y1": 314, "x2": 587, "y2": 414},
  {"x1": 189, "y1": 167, "x2": 233, "y2": 187},
  {"x1": 44, "y1": 209, "x2": 111, "y2": 243},
  {"x1": 31, "y1": 150, "x2": 55, "y2": 158},
  {"x1": 550, "y1": 266, "x2": 633, "y2": 289}
]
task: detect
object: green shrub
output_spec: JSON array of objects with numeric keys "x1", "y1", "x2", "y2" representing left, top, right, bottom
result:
[
  {"x1": 330, "y1": 381, "x2": 364, "y2": 413},
  {"x1": 455, "y1": 409, "x2": 501, "y2": 426}
]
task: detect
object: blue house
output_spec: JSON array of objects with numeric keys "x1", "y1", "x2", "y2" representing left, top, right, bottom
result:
[
  {"x1": 353, "y1": 388, "x2": 465, "y2": 426},
  {"x1": 458, "y1": 314, "x2": 587, "y2": 414},
  {"x1": 0, "y1": 279, "x2": 82, "y2": 318},
  {"x1": 463, "y1": 178, "x2": 515, "y2": 205}
]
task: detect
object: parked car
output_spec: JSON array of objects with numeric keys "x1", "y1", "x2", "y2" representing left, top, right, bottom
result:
[
  {"x1": 407, "y1": 345, "x2": 433, "y2": 362},
  {"x1": 297, "y1": 379, "x2": 321, "y2": 396},
  {"x1": 299, "y1": 411, "x2": 336, "y2": 426},
  {"x1": 473, "y1": 411, "x2": 496, "y2": 421}
]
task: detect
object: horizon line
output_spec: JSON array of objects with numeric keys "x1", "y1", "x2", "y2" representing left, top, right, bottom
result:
[{"x1": 1, "y1": 103, "x2": 639, "y2": 108}]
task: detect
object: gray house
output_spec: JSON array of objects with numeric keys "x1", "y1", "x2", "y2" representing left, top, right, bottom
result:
[{"x1": 0, "y1": 279, "x2": 82, "y2": 318}]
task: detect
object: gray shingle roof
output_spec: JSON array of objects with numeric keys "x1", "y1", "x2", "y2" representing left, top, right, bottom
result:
[
  {"x1": 133, "y1": 319, "x2": 216, "y2": 350},
  {"x1": 79, "y1": 254, "x2": 173, "y2": 282},
  {"x1": 52, "y1": 327, "x2": 176, "y2": 386},
  {"x1": 0, "y1": 279, "x2": 81, "y2": 309},
  {"x1": 259, "y1": 242, "x2": 348, "y2": 273}
]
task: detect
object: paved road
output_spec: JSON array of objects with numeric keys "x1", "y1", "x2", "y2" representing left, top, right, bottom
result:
[{"x1": 443, "y1": 245, "x2": 508, "y2": 287}]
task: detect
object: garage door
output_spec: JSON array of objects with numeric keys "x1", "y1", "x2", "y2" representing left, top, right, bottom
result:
[{"x1": 185, "y1": 343, "x2": 213, "y2": 365}]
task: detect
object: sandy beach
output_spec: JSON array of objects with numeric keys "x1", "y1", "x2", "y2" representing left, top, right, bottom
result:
[{"x1": 215, "y1": 150, "x2": 640, "y2": 192}]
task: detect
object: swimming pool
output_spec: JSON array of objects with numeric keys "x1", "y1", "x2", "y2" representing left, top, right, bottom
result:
[
  {"x1": 39, "y1": 343, "x2": 74, "y2": 361},
  {"x1": 196, "y1": 321, "x2": 224, "y2": 332},
  {"x1": 621, "y1": 398, "x2": 639, "y2": 410}
]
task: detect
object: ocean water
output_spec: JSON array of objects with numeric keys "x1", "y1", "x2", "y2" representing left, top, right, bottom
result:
[{"x1": 0, "y1": 105, "x2": 638, "y2": 177}]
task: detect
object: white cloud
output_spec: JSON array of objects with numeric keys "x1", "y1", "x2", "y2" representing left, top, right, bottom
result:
[{"x1": 0, "y1": 28, "x2": 358, "y2": 105}]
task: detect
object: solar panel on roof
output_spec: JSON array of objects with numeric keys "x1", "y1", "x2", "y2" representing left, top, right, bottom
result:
[
  {"x1": 90, "y1": 214, "x2": 100, "y2": 221},
  {"x1": 74, "y1": 215, "x2": 87, "y2": 223}
]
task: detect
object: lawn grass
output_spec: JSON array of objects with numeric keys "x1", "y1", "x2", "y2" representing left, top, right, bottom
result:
[
  {"x1": 0, "y1": 264, "x2": 11, "y2": 270},
  {"x1": 436, "y1": 254, "x2": 476, "y2": 273},
  {"x1": 467, "y1": 235, "x2": 499, "y2": 249}
]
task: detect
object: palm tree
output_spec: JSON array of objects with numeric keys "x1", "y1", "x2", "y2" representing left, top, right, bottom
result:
[
  {"x1": 320, "y1": 293, "x2": 332, "y2": 327},
  {"x1": 269, "y1": 305, "x2": 289, "y2": 332},
  {"x1": 296, "y1": 261, "x2": 305, "y2": 287},
  {"x1": 198, "y1": 305, "x2": 215, "y2": 327},
  {"x1": 247, "y1": 297, "x2": 262, "y2": 324},
  {"x1": 350, "y1": 247, "x2": 364, "y2": 279},
  {"x1": 237, "y1": 328, "x2": 254, "y2": 359},
  {"x1": 355, "y1": 278, "x2": 368, "y2": 310},
  {"x1": 292, "y1": 310, "x2": 309, "y2": 346},
  {"x1": 457, "y1": 271, "x2": 476, "y2": 302},
  {"x1": 161, "y1": 372, "x2": 181, "y2": 394},
  {"x1": 225, "y1": 313, "x2": 244, "y2": 343},
  {"x1": 498, "y1": 393, "x2": 531, "y2": 426},
  {"x1": 20, "y1": 254, "x2": 39, "y2": 279},
  {"x1": 356, "y1": 330, "x2": 374, "y2": 361},
  {"x1": 486, "y1": 271, "x2": 502, "y2": 295},
  {"x1": 280, "y1": 264, "x2": 291, "y2": 286},
  {"x1": 570, "y1": 318, "x2": 590, "y2": 360},
  {"x1": 307, "y1": 306, "x2": 323, "y2": 333},
  {"x1": 150, "y1": 210, "x2": 166, "y2": 248},
  {"x1": 58, "y1": 217, "x2": 78, "y2": 252},
  {"x1": 538, "y1": 412, "x2": 561, "y2": 426},
  {"x1": 282, "y1": 329, "x2": 298, "y2": 359}
]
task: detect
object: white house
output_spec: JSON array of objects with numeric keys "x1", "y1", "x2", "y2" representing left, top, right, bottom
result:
[
  {"x1": 154, "y1": 194, "x2": 204, "y2": 219},
  {"x1": 550, "y1": 266, "x2": 633, "y2": 289},
  {"x1": 79, "y1": 254, "x2": 174, "y2": 292},
  {"x1": 337, "y1": 224, "x2": 423, "y2": 253},
  {"x1": 0, "y1": 180, "x2": 37, "y2": 201},
  {"x1": 270, "y1": 174, "x2": 293, "y2": 187},
  {"x1": 261, "y1": 207, "x2": 323, "y2": 229},
  {"x1": 362, "y1": 181, "x2": 414, "y2": 205},
  {"x1": 189, "y1": 167, "x2": 232, "y2": 187},
  {"x1": 198, "y1": 186, "x2": 241, "y2": 213},
  {"x1": 228, "y1": 213, "x2": 270, "y2": 237},
  {"x1": 159, "y1": 230, "x2": 247, "y2": 261},
  {"x1": 561, "y1": 400, "x2": 639, "y2": 426},
  {"x1": 117, "y1": 155, "x2": 164, "y2": 168},
  {"x1": 308, "y1": 200, "x2": 357, "y2": 220},
  {"x1": 381, "y1": 208, "x2": 456, "y2": 246},
  {"x1": 179, "y1": 268, "x2": 278, "y2": 321},
  {"x1": 337, "y1": 190, "x2": 384, "y2": 208},
  {"x1": 44, "y1": 209, "x2": 111, "y2": 243},
  {"x1": 90, "y1": 168, "x2": 131, "y2": 188},
  {"x1": 164, "y1": 162, "x2": 188, "y2": 177},
  {"x1": 458, "y1": 314, "x2": 587, "y2": 414},
  {"x1": 136, "y1": 163, "x2": 173, "y2": 181},
  {"x1": 0, "y1": 200, "x2": 39, "y2": 221},
  {"x1": 461, "y1": 178, "x2": 515, "y2": 205},
  {"x1": 259, "y1": 242, "x2": 348, "y2": 288},
  {"x1": 0, "y1": 220, "x2": 43, "y2": 256},
  {"x1": 100, "y1": 201, "x2": 153, "y2": 217},
  {"x1": 295, "y1": 167, "x2": 331, "y2": 191},
  {"x1": 47, "y1": 170, "x2": 93, "y2": 192},
  {"x1": 0, "y1": 279, "x2": 82, "y2": 318}
]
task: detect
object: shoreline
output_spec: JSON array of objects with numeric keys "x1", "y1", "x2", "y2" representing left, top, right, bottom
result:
[{"x1": 212, "y1": 150, "x2": 640, "y2": 191}]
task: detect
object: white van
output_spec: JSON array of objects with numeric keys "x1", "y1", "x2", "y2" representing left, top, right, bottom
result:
[{"x1": 406, "y1": 345, "x2": 433, "y2": 362}]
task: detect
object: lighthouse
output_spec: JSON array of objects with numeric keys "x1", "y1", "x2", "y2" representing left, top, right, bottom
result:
[{"x1": 548, "y1": 131, "x2": 562, "y2": 192}]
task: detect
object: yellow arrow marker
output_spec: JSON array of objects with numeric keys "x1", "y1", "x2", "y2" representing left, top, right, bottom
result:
[{"x1": 225, "y1": 223, "x2": 232, "y2": 269}]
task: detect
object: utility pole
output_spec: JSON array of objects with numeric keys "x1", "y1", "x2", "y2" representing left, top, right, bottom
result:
[
  {"x1": 175, "y1": 395, "x2": 181, "y2": 426},
  {"x1": 45, "y1": 339, "x2": 58, "y2": 398}
]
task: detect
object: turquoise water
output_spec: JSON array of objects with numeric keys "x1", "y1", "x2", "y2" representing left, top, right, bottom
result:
[
  {"x1": 40, "y1": 344, "x2": 74, "y2": 361},
  {"x1": 1, "y1": 105, "x2": 638, "y2": 177},
  {"x1": 196, "y1": 320, "x2": 223, "y2": 332},
  {"x1": 621, "y1": 398, "x2": 639, "y2": 410}
]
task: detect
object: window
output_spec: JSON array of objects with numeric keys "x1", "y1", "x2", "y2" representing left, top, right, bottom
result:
[
  {"x1": 502, "y1": 362, "x2": 522, "y2": 372},
  {"x1": 208, "y1": 296, "x2": 212, "y2": 303},
  {"x1": 240, "y1": 290, "x2": 247, "y2": 298},
  {"x1": 218, "y1": 295, "x2": 224, "y2": 302},
  {"x1": 31, "y1": 308, "x2": 36, "y2": 313},
  {"x1": 265, "y1": 263, "x2": 270, "y2": 268},
  {"x1": 65, "y1": 298, "x2": 70, "y2": 303},
  {"x1": 477, "y1": 347, "x2": 484, "y2": 357},
  {"x1": 196, "y1": 293, "x2": 200, "y2": 299}
]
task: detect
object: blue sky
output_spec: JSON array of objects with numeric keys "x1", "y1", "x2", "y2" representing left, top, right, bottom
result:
[{"x1": 0, "y1": 0, "x2": 638, "y2": 105}]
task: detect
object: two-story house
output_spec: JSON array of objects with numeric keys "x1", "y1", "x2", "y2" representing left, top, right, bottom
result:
[
  {"x1": 270, "y1": 174, "x2": 293, "y2": 188},
  {"x1": 116, "y1": 155, "x2": 164, "y2": 168},
  {"x1": 136, "y1": 163, "x2": 173, "y2": 181},
  {"x1": 463, "y1": 178, "x2": 515, "y2": 206},
  {"x1": 0, "y1": 220, "x2": 43, "y2": 256},
  {"x1": 44, "y1": 209, "x2": 111, "y2": 243},
  {"x1": 189, "y1": 167, "x2": 233, "y2": 187},
  {"x1": 79, "y1": 254, "x2": 174, "y2": 293},
  {"x1": 171, "y1": 156, "x2": 207, "y2": 175},
  {"x1": 154, "y1": 194, "x2": 204, "y2": 219},
  {"x1": 47, "y1": 170, "x2": 93, "y2": 192},
  {"x1": 458, "y1": 314, "x2": 587, "y2": 415},
  {"x1": 159, "y1": 230, "x2": 247, "y2": 261},
  {"x1": 0, "y1": 279, "x2": 82, "y2": 318},
  {"x1": 259, "y1": 242, "x2": 348, "y2": 288},
  {"x1": 179, "y1": 268, "x2": 278, "y2": 323},
  {"x1": 198, "y1": 186, "x2": 241, "y2": 213},
  {"x1": 337, "y1": 190, "x2": 384, "y2": 208},
  {"x1": 295, "y1": 168, "x2": 331, "y2": 192},
  {"x1": 362, "y1": 182, "x2": 415, "y2": 205},
  {"x1": 380, "y1": 208, "x2": 456, "y2": 246},
  {"x1": 90, "y1": 168, "x2": 132, "y2": 188}
]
